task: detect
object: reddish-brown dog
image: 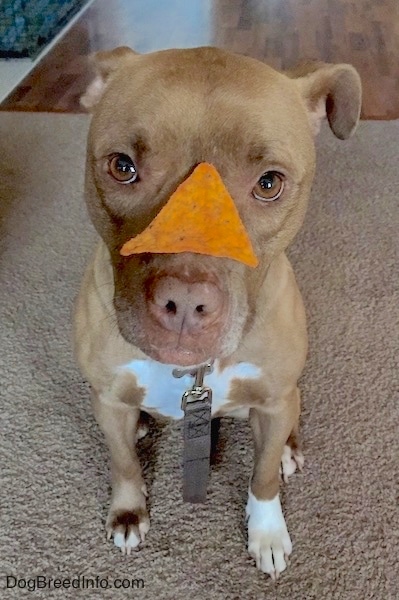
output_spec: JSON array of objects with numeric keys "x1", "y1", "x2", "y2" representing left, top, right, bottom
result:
[{"x1": 74, "y1": 46, "x2": 361, "y2": 579}]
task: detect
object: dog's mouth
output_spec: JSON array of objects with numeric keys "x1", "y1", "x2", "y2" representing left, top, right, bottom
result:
[
  {"x1": 148, "y1": 343, "x2": 213, "y2": 367},
  {"x1": 142, "y1": 342, "x2": 216, "y2": 367}
]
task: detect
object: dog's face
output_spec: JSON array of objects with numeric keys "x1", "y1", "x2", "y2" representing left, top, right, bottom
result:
[{"x1": 83, "y1": 46, "x2": 361, "y2": 366}]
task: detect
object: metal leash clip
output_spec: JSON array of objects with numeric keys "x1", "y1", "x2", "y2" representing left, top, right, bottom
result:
[
  {"x1": 180, "y1": 363, "x2": 213, "y2": 411},
  {"x1": 181, "y1": 386, "x2": 212, "y2": 411}
]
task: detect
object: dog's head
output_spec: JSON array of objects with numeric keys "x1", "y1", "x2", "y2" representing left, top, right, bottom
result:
[{"x1": 82, "y1": 46, "x2": 361, "y2": 366}]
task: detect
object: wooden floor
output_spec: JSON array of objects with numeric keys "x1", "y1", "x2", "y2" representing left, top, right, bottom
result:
[{"x1": 1, "y1": 0, "x2": 399, "y2": 119}]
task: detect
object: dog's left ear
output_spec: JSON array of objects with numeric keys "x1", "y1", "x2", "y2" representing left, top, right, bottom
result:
[
  {"x1": 81, "y1": 46, "x2": 138, "y2": 110},
  {"x1": 288, "y1": 62, "x2": 362, "y2": 139}
]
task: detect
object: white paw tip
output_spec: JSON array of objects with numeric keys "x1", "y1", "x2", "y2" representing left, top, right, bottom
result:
[
  {"x1": 296, "y1": 453, "x2": 305, "y2": 471},
  {"x1": 139, "y1": 520, "x2": 150, "y2": 541},
  {"x1": 136, "y1": 425, "x2": 148, "y2": 440},
  {"x1": 280, "y1": 445, "x2": 304, "y2": 482},
  {"x1": 113, "y1": 532, "x2": 125, "y2": 548},
  {"x1": 247, "y1": 491, "x2": 292, "y2": 578},
  {"x1": 113, "y1": 530, "x2": 140, "y2": 552}
]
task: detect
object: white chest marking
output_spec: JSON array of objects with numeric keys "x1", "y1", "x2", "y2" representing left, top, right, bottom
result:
[{"x1": 117, "y1": 359, "x2": 261, "y2": 419}]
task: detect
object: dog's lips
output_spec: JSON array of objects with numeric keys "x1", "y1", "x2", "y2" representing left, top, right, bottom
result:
[{"x1": 149, "y1": 345, "x2": 212, "y2": 367}]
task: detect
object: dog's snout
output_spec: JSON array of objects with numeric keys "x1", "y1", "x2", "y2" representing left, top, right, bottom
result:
[{"x1": 149, "y1": 276, "x2": 224, "y2": 334}]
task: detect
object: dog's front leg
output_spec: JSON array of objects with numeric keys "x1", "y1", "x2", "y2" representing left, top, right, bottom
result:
[
  {"x1": 93, "y1": 391, "x2": 149, "y2": 555},
  {"x1": 247, "y1": 389, "x2": 300, "y2": 579}
]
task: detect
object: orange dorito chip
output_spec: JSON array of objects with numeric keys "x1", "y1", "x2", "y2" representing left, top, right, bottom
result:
[{"x1": 120, "y1": 162, "x2": 259, "y2": 267}]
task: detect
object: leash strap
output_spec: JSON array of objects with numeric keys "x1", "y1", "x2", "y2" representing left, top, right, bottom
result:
[
  {"x1": 182, "y1": 389, "x2": 212, "y2": 502},
  {"x1": 174, "y1": 363, "x2": 213, "y2": 503}
]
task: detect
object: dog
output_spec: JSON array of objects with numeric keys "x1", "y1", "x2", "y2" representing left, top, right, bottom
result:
[{"x1": 73, "y1": 46, "x2": 361, "y2": 579}]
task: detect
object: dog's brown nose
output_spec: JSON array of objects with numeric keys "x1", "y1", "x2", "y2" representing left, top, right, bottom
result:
[{"x1": 149, "y1": 276, "x2": 224, "y2": 334}]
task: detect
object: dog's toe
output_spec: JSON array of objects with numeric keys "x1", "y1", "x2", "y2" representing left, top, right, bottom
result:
[
  {"x1": 280, "y1": 444, "x2": 304, "y2": 483},
  {"x1": 107, "y1": 508, "x2": 150, "y2": 554},
  {"x1": 113, "y1": 530, "x2": 140, "y2": 554},
  {"x1": 248, "y1": 528, "x2": 292, "y2": 579},
  {"x1": 136, "y1": 411, "x2": 150, "y2": 441}
]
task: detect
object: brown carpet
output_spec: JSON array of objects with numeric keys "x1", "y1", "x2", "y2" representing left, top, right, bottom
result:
[{"x1": 0, "y1": 112, "x2": 398, "y2": 600}]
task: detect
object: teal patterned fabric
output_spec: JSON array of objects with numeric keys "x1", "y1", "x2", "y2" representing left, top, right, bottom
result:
[{"x1": 0, "y1": 0, "x2": 89, "y2": 58}]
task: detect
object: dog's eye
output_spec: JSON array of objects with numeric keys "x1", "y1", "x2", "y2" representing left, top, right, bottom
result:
[
  {"x1": 108, "y1": 154, "x2": 138, "y2": 184},
  {"x1": 252, "y1": 171, "x2": 284, "y2": 202}
]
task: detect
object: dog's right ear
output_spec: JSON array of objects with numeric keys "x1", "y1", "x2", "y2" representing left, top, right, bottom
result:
[{"x1": 81, "y1": 46, "x2": 138, "y2": 110}]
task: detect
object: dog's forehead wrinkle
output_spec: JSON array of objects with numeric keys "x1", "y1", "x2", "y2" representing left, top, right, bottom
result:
[
  {"x1": 94, "y1": 77, "x2": 313, "y2": 179},
  {"x1": 103, "y1": 57, "x2": 295, "y2": 128},
  {"x1": 129, "y1": 133, "x2": 150, "y2": 160},
  {"x1": 246, "y1": 140, "x2": 288, "y2": 163}
]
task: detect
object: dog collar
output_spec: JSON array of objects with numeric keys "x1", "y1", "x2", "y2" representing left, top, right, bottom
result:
[{"x1": 173, "y1": 361, "x2": 214, "y2": 503}]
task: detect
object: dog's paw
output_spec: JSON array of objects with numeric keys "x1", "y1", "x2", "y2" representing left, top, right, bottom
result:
[
  {"x1": 280, "y1": 444, "x2": 304, "y2": 483},
  {"x1": 246, "y1": 491, "x2": 292, "y2": 580},
  {"x1": 136, "y1": 411, "x2": 150, "y2": 441},
  {"x1": 136, "y1": 422, "x2": 149, "y2": 441},
  {"x1": 106, "y1": 506, "x2": 150, "y2": 555}
]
